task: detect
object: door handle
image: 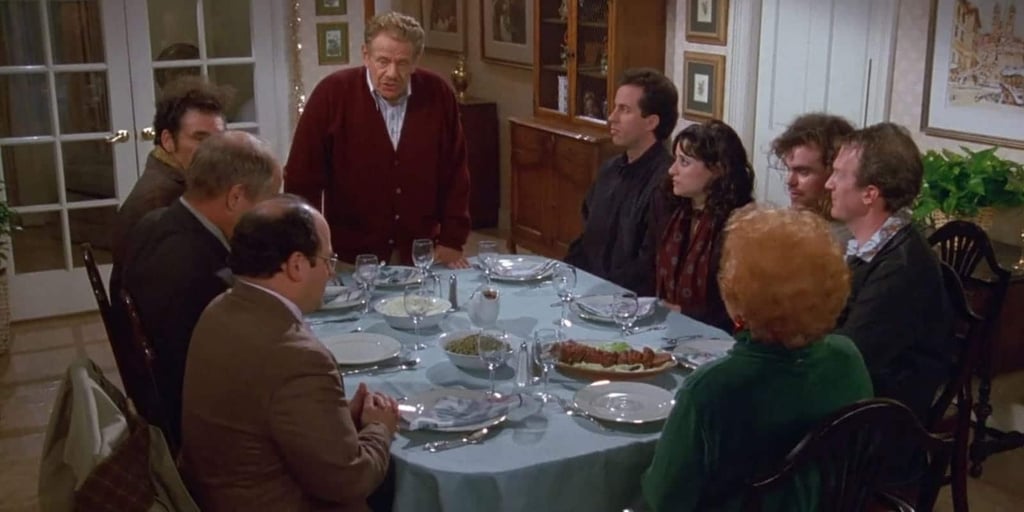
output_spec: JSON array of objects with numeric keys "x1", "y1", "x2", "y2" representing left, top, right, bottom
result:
[
  {"x1": 140, "y1": 127, "x2": 156, "y2": 141},
  {"x1": 105, "y1": 129, "x2": 130, "y2": 144}
]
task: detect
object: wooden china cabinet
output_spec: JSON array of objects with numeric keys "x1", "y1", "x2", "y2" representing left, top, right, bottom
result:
[{"x1": 508, "y1": 0, "x2": 666, "y2": 258}]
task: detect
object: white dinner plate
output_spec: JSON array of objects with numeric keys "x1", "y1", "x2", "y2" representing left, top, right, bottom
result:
[
  {"x1": 486, "y1": 255, "x2": 555, "y2": 282},
  {"x1": 398, "y1": 388, "x2": 508, "y2": 432},
  {"x1": 320, "y1": 285, "x2": 364, "y2": 310},
  {"x1": 573, "y1": 381, "x2": 675, "y2": 424},
  {"x1": 671, "y1": 337, "x2": 735, "y2": 370},
  {"x1": 321, "y1": 333, "x2": 401, "y2": 365},
  {"x1": 571, "y1": 295, "x2": 658, "y2": 323},
  {"x1": 375, "y1": 265, "x2": 423, "y2": 287}
]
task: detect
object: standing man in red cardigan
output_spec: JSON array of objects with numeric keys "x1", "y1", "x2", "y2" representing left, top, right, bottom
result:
[{"x1": 286, "y1": 12, "x2": 471, "y2": 268}]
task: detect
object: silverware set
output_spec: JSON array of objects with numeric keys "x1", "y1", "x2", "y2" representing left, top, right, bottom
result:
[
  {"x1": 422, "y1": 427, "x2": 491, "y2": 452},
  {"x1": 340, "y1": 357, "x2": 420, "y2": 377}
]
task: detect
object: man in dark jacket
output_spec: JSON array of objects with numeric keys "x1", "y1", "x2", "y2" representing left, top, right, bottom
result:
[
  {"x1": 826, "y1": 122, "x2": 952, "y2": 421},
  {"x1": 564, "y1": 68, "x2": 678, "y2": 295}
]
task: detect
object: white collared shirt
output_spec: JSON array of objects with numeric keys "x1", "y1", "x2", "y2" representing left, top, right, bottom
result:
[
  {"x1": 365, "y1": 67, "x2": 411, "y2": 150},
  {"x1": 237, "y1": 279, "x2": 304, "y2": 321}
]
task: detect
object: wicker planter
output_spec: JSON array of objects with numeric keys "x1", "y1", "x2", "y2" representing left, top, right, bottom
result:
[
  {"x1": 0, "y1": 269, "x2": 8, "y2": 355},
  {"x1": 930, "y1": 207, "x2": 996, "y2": 232}
]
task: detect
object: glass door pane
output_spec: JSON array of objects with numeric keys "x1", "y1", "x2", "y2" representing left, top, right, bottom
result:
[
  {"x1": 537, "y1": 0, "x2": 568, "y2": 114},
  {"x1": 2, "y1": 0, "x2": 137, "y2": 320},
  {"x1": 573, "y1": 0, "x2": 608, "y2": 122}
]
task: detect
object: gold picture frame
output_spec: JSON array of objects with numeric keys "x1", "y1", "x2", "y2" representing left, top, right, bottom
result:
[
  {"x1": 422, "y1": 0, "x2": 467, "y2": 55},
  {"x1": 685, "y1": 0, "x2": 729, "y2": 46},
  {"x1": 315, "y1": 0, "x2": 347, "y2": 16},
  {"x1": 480, "y1": 0, "x2": 533, "y2": 68},
  {"x1": 682, "y1": 51, "x2": 726, "y2": 122},
  {"x1": 317, "y1": 22, "x2": 349, "y2": 65}
]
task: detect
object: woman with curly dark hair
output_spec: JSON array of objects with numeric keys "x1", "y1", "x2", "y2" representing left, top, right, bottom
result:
[{"x1": 649, "y1": 120, "x2": 754, "y2": 332}]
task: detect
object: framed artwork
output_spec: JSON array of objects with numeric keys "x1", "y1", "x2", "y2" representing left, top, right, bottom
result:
[
  {"x1": 315, "y1": 0, "x2": 347, "y2": 16},
  {"x1": 317, "y1": 22, "x2": 349, "y2": 65},
  {"x1": 922, "y1": 0, "x2": 1024, "y2": 149},
  {"x1": 422, "y1": 0, "x2": 467, "y2": 54},
  {"x1": 480, "y1": 0, "x2": 534, "y2": 68},
  {"x1": 682, "y1": 51, "x2": 725, "y2": 122},
  {"x1": 686, "y1": 0, "x2": 729, "y2": 45}
]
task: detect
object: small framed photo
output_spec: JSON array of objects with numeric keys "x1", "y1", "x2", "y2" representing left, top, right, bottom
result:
[
  {"x1": 480, "y1": 0, "x2": 534, "y2": 68},
  {"x1": 422, "y1": 0, "x2": 466, "y2": 54},
  {"x1": 315, "y1": 0, "x2": 347, "y2": 16},
  {"x1": 317, "y1": 22, "x2": 349, "y2": 65},
  {"x1": 682, "y1": 51, "x2": 725, "y2": 122},
  {"x1": 686, "y1": 0, "x2": 729, "y2": 46}
]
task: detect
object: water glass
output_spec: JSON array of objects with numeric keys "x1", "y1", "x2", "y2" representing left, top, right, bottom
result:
[
  {"x1": 532, "y1": 328, "x2": 559, "y2": 403},
  {"x1": 353, "y1": 254, "x2": 379, "y2": 315},
  {"x1": 477, "y1": 240, "x2": 498, "y2": 281},
  {"x1": 403, "y1": 283, "x2": 435, "y2": 350},
  {"x1": 611, "y1": 291, "x2": 639, "y2": 337},
  {"x1": 478, "y1": 329, "x2": 511, "y2": 397},
  {"x1": 551, "y1": 263, "x2": 577, "y2": 329},
  {"x1": 412, "y1": 238, "x2": 434, "y2": 277}
]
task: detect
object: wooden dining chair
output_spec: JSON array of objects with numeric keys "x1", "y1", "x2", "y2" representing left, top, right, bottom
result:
[
  {"x1": 743, "y1": 399, "x2": 953, "y2": 512},
  {"x1": 120, "y1": 288, "x2": 179, "y2": 454},
  {"x1": 927, "y1": 220, "x2": 1018, "y2": 477}
]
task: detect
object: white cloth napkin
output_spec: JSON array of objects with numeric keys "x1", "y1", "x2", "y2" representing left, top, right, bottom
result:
[
  {"x1": 377, "y1": 267, "x2": 418, "y2": 285},
  {"x1": 323, "y1": 286, "x2": 362, "y2": 306},
  {"x1": 576, "y1": 296, "x2": 657, "y2": 318},
  {"x1": 672, "y1": 338, "x2": 734, "y2": 367},
  {"x1": 408, "y1": 394, "x2": 525, "y2": 431},
  {"x1": 490, "y1": 259, "x2": 552, "y2": 278}
]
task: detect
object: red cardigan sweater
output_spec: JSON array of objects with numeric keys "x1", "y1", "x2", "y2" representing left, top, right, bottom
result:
[{"x1": 285, "y1": 67, "x2": 471, "y2": 264}]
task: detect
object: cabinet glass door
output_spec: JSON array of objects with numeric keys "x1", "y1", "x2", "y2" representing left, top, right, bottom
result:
[
  {"x1": 537, "y1": 0, "x2": 569, "y2": 114},
  {"x1": 572, "y1": 0, "x2": 609, "y2": 122}
]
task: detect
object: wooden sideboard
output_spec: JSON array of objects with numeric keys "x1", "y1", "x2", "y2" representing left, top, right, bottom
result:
[
  {"x1": 459, "y1": 98, "x2": 499, "y2": 229},
  {"x1": 986, "y1": 241, "x2": 1024, "y2": 375},
  {"x1": 508, "y1": 116, "x2": 617, "y2": 259}
]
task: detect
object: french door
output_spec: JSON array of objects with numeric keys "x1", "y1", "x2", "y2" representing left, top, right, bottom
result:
[{"x1": 1, "y1": 0, "x2": 282, "y2": 320}]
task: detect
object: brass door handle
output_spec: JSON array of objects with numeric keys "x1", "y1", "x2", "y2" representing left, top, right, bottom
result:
[
  {"x1": 141, "y1": 127, "x2": 156, "y2": 141},
  {"x1": 105, "y1": 129, "x2": 130, "y2": 144}
]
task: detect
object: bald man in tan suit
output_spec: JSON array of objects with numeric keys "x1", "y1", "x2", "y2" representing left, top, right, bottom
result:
[{"x1": 181, "y1": 195, "x2": 399, "y2": 511}]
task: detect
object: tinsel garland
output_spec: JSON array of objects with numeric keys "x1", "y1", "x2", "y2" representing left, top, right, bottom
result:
[{"x1": 288, "y1": 0, "x2": 307, "y2": 125}]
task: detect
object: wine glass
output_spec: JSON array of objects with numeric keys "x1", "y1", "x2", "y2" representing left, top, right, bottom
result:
[
  {"x1": 353, "y1": 254, "x2": 379, "y2": 316},
  {"x1": 477, "y1": 240, "x2": 499, "y2": 282},
  {"x1": 412, "y1": 238, "x2": 434, "y2": 278},
  {"x1": 551, "y1": 263, "x2": 577, "y2": 330},
  {"x1": 611, "y1": 291, "x2": 639, "y2": 337},
  {"x1": 403, "y1": 283, "x2": 437, "y2": 350},
  {"x1": 477, "y1": 329, "x2": 511, "y2": 397},
  {"x1": 532, "y1": 328, "x2": 559, "y2": 403}
]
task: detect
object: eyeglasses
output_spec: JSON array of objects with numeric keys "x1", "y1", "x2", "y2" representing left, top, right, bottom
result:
[{"x1": 316, "y1": 253, "x2": 339, "y2": 272}]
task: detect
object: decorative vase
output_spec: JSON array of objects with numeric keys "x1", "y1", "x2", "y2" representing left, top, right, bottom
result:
[{"x1": 450, "y1": 54, "x2": 470, "y2": 102}]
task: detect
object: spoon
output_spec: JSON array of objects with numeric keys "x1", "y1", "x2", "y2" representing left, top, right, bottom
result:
[{"x1": 423, "y1": 427, "x2": 490, "y2": 452}]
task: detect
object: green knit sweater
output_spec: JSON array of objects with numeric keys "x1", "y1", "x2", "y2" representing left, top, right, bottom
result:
[{"x1": 642, "y1": 331, "x2": 873, "y2": 511}]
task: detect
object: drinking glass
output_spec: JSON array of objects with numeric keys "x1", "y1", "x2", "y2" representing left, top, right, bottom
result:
[
  {"x1": 477, "y1": 240, "x2": 499, "y2": 282},
  {"x1": 412, "y1": 238, "x2": 435, "y2": 278},
  {"x1": 353, "y1": 254, "x2": 379, "y2": 316},
  {"x1": 532, "y1": 328, "x2": 560, "y2": 403},
  {"x1": 403, "y1": 283, "x2": 437, "y2": 350},
  {"x1": 477, "y1": 329, "x2": 511, "y2": 397},
  {"x1": 551, "y1": 263, "x2": 577, "y2": 330},
  {"x1": 611, "y1": 291, "x2": 639, "y2": 337},
  {"x1": 468, "y1": 283, "x2": 500, "y2": 328}
]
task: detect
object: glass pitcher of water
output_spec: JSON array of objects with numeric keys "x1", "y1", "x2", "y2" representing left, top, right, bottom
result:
[{"x1": 467, "y1": 282, "x2": 500, "y2": 329}]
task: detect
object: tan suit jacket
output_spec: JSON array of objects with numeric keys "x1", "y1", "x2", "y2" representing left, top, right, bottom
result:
[{"x1": 181, "y1": 282, "x2": 392, "y2": 511}]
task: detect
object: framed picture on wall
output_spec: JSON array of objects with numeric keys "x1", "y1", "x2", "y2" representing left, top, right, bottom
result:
[
  {"x1": 922, "y1": 0, "x2": 1024, "y2": 149},
  {"x1": 480, "y1": 0, "x2": 534, "y2": 68},
  {"x1": 422, "y1": 0, "x2": 467, "y2": 54},
  {"x1": 315, "y1": 0, "x2": 347, "y2": 16},
  {"x1": 317, "y1": 22, "x2": 350, "y2": 65},
  {"x1": 686, "y1": 0, "x2": 729, "y2": 45},
  {"x1": 682, "y1": 51, "x2": 725, "y2": 122}
]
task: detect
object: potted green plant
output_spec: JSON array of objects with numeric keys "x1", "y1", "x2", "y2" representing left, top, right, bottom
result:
[{"x1": 912, "y1": 146, "x2": 1024, "y2": 231}]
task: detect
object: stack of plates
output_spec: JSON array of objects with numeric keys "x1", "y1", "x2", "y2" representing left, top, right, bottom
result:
[
  {"x1": 571, "y1": 295, "x2": 658, "y2": 323},
  {"x1": 573, "y1": 381, "x2": 675, "y2": 424},
  {"x1": 485, "y1": 256, "x2": 556, "y2": 282}
]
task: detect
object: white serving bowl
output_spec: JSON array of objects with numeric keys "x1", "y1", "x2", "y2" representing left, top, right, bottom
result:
[
  {"x1": 374, "y1": 296, "x2": 451, "y2": 330},
  {"x1": 438, "y1": 330, "x2": 492, "y2": 370}
]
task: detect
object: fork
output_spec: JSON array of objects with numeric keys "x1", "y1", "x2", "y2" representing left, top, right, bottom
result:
[{"x1": 555, "y1": 397, "x2": 606, "y2": 430}]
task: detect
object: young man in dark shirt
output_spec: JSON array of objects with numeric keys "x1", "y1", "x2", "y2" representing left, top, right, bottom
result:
[{"x1": 564, "y1": 68, "x2": 678, "y2": 295}]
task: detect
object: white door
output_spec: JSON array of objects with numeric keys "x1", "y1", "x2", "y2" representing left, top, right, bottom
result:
[
  {"x1": 3, "y1": 0, "x2": 284, "y2": 320},
  {"x1": 2, "y1": 0, "x2": 136, "y2": 320},
  {"x1": 752, "y1": 0, "x2": 899, "y2": 206}
]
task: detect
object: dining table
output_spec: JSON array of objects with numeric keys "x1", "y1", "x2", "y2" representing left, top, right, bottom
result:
[{"x1": 310, "y1": 261, "x2": 732, "y2": 512}]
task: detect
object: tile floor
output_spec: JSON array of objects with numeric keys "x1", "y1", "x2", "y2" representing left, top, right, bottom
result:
[{"x1": 1, "y1": 230, "x2": 1022, "y2": 510}]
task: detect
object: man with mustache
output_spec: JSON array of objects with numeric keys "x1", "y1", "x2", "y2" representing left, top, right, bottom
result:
[{"x1": 286, "y1": 12, "x2": 471, "y2": 269}]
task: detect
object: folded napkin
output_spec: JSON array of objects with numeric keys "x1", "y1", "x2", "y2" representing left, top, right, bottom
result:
[
  {"x1": 323, "y1": 286, "x2": 362, "y2": 306},
  {"x1": 377, "y1": 267, "x2": 419, "y2": 285},
  {"x1": 576, "y1": 295, "x2": 657, "y2": 318},
  {"x1": 408, "y1": 393, "x2": 526, "y2": 431},
  {"x1": 673, "y1": 338, "x2": 734, "y2": 367},
  {"x1": 490, "y1": 259, "x2": 553, "y2": 278}
]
